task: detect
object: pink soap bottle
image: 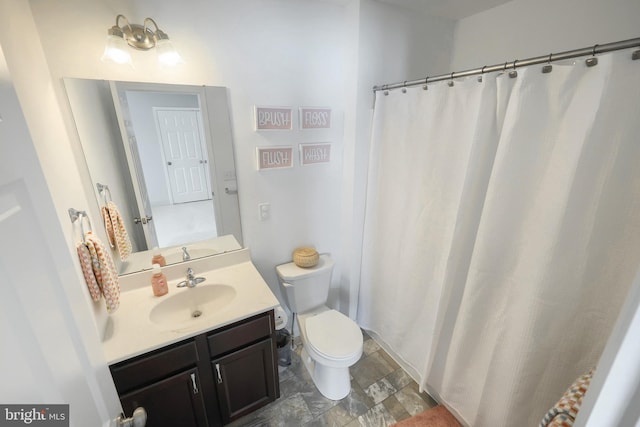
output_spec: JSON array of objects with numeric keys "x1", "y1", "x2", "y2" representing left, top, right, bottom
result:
[
  {"x1": 151, "y1": 264, "x2": 168, "y2": 297},
  {"x1": 151, "y1": 247, "x2": 167, "y2": 267}
]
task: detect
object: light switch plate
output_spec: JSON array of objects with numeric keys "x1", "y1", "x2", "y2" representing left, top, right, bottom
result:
[{"x1": 259, "y1": 203, "x2": 270, "y2": 221}]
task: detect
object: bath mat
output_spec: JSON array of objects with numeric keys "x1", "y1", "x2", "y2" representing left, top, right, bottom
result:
[{"x1": 391, "y1": 405, "x2": 461, "y2": 427}]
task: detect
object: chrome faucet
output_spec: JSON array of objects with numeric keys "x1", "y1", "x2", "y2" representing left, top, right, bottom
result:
[
  {"x1": 177, "y1": 267, "x2": 206, "y2": 288},
  {"x1": 182, "y1": 246, "x2": 191, "y2": 261}
]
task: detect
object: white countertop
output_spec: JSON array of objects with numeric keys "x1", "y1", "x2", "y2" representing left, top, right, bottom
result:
[
  {"x1": 118, "y1": 235, "x2": 243, "y2": 276},
  {"x1": 103, "y1": 248, "x2": 280, "y2": 365}
]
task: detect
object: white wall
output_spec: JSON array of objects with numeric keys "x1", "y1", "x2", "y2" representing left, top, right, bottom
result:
[
  {"x1": 25, "y1": 0, "x2": 353, "y2": 309},
  {"x1": 0, "y1": 0, "x2": 113, "y2": 335},
  {"x1": 451, "y1": 0, "x2": 640, "y2": 71},
  {"x1": 23, "y1": 0, "x2": 455, "y2": 315},
  {"x1": 0, "y1": 42, "x2": 121, "y2": 426}
]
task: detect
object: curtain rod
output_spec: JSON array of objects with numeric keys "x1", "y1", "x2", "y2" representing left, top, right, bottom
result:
[{"x1": 373, "y1": 37, "x2": 640, "y2": 92}]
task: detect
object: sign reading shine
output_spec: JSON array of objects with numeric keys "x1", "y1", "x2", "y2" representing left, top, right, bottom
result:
[
  {"x1": 300, "y1": 143, "x2": 331, "y2": 165},
  {"x1": 254, "y1": 106, "x2": 293, "y2": 130},
  {"x1": 257, "y1": 147, "x2": 294, "y2": 170}
]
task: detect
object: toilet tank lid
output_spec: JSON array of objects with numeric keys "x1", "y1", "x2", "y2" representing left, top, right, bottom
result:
[{"x1": 276, "y1": 254, "x2": 333, "y2": 280}]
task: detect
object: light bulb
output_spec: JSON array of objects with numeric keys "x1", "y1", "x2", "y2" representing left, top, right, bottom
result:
[
  {"x1": 156, "y1": 38, "x2": 184, "y2": 66},
  {"x1": 101, "y1": 34, "x2": 132, "y2": 65}
]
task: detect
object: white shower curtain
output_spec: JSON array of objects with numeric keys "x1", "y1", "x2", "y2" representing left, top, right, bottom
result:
[
  {"x1": 358, "y1": 49, "x2": 640, "y2": 426},
  {"x1": 358, "y1": 73, "x2": 501, "y2": 380}
]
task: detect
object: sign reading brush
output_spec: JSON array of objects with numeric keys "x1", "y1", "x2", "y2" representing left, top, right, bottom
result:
[{"x1": 254, "y1": 106, "x2": 293, "y2": 130}]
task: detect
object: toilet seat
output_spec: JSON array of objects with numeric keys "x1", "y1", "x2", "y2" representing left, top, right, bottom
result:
[{"x1": 304, "y1": 309, "x2": 362, "y2": 360}]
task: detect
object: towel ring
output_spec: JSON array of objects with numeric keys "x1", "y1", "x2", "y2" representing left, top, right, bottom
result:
[
  {"x1": 69, "y1": 208, "x2": 93, "y2": 241},
  {"x1": 97, "y1": 183, "x2": 113, "y2": 204}
]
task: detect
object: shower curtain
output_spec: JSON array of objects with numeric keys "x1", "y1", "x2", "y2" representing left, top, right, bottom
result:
[{"x1": 358, "y1": 49, "x2": 640, "y2": 426}]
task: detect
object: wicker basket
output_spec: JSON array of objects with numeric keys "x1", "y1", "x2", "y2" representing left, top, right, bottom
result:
[{"x1": 292, "y1": 247, "x2": 319, "y2": 268}]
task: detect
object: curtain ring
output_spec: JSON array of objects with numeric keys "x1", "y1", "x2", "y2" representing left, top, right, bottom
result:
[
  {"x1": 423, "y1": 77, "x2": 429, "y2": 90},
  {"x1": 503, "y1": 62, "x2": 508, "y2": 71},
  {"x1": 542, "y1": 53, "x2": 553, "y2": 73},
  {"x1": 402, "y1": 81, "x2": 407, "y2": 93},
  {"x1": 478, "y1": 66, "x2": 486, "y2": 82},
  {"x1": 586, "y1": 45, "x2": 599, "y2": 67},
  {"x1": 509, "y1": 60, "x2": 518, "y2": 78}
]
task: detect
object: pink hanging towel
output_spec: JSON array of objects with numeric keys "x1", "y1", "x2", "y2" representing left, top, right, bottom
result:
[
  {"x1": 85, "y1": 231, "x2": 121, "y2": 313},
  {"x1": 102, "y1": 201, "x2": 132, "y2": 261},
  {"x1": 77, "y1": 242, "x2": 101, "y2": 302}
]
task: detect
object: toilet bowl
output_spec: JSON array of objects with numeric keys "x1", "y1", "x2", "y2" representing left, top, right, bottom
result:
[
  {"x1": 298, "y1": 307, "x2": 363, "y2": 399},
  {"x1": 276, "y1": 255, "x2": 363, "y2": 400}
]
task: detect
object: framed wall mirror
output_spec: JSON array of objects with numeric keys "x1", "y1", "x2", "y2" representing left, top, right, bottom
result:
[{"x1": 63, "y1": 79, "x2": 243, "y2": 275}]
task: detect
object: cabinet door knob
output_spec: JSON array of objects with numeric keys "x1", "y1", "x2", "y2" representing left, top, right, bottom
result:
[
  {"x1": 190, "y1": 372, "x2": 199, "y2": 394},
  {"x1": 116, "y1": 407, "x2": 147, "y2": 427},
  {"x1": 215, "y1": 363, "x2": 223, "y2": 384}
]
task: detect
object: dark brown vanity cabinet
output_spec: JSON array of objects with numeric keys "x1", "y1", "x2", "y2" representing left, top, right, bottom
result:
[
  {"x1": 208, "y1": 312, "x2": 279, "y2": 424},
  {"x1": 110, "y1": 310, "x2": 279, "y2": 426},
  {"x1": 110, "y1": 340, "x2": 208, "y2": 427}
]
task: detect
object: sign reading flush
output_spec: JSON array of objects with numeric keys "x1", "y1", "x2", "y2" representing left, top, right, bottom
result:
[
  {"x1": 257, "y1": 147, "x2": 293, "y2": 170},
  {"x1": 300, "y1": 143, "x2": 331, "y2": 165},
  {"x1": 254, "y1": 106, "x2": 293, "y2": 130}
]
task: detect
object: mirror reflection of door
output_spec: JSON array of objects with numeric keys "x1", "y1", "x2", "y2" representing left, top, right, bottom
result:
[
  {"x1": 113, "y1": 85, "x2": 218, "y2": 248},
  {"x1": 154, "y1": 108, "x2": 212, "y2": 204}
]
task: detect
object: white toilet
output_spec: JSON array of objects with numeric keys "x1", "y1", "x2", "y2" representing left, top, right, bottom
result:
[{"x1": 276, "y1": 254, "x2": 363, "y2": 400}]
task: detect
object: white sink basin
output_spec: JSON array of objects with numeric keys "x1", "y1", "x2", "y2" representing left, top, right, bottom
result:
[{"x1": 149, "y1": 284, "x2": 236, "y2": 329}]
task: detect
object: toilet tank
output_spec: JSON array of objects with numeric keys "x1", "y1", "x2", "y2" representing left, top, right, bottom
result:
[{"x1": 276, "y1": 254, "x2": 334, "y2": 313}]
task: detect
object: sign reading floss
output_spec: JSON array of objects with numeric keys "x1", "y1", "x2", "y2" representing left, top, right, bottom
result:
[{"x1": 299, "y1": 107, "x2": 331, "y2": 129}]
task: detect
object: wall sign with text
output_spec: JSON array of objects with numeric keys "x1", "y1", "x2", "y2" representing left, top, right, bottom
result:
[
  {"x1": 299, "y1": 143, "x2": 331, "y2": 165},
  {"x1": 299, "y1": 107, "x2": 331, "y2": 129},
  {"x1": 254, "y1": 106, "x2": 293, "y2": 130},
  {"x1": 256, "y1": 147, "x2": 294, "y2": 170}
]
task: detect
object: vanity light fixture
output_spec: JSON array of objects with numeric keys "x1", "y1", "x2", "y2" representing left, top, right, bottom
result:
[{"x1": 101, "y1": 14, "x2": 184, "y2": 66}]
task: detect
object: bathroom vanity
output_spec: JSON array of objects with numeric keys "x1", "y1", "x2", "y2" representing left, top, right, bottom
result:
[{"x1": 103, "y1": 248, "x2": 281, "y2": 426}]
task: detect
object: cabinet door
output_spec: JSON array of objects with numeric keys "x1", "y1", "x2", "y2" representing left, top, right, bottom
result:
[
  {"x1": 212, "y1": 338, "x2": 278, "y2": 423},
  {"x1": 120, "y1": 367, "x2": 208, "y2": 427}
]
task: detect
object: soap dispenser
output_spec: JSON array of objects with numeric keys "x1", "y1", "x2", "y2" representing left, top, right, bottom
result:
[
  {"x1": 151, "y1": 263, "x2": 168, "y2": 297},
  {"x1": 151, "y1": 247, "x2": 166, "y2": 267}
]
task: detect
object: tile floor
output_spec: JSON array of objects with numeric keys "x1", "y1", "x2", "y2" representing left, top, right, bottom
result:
[{"x1": 227, "y1": 331, "x2": 438, "y2": 427}]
